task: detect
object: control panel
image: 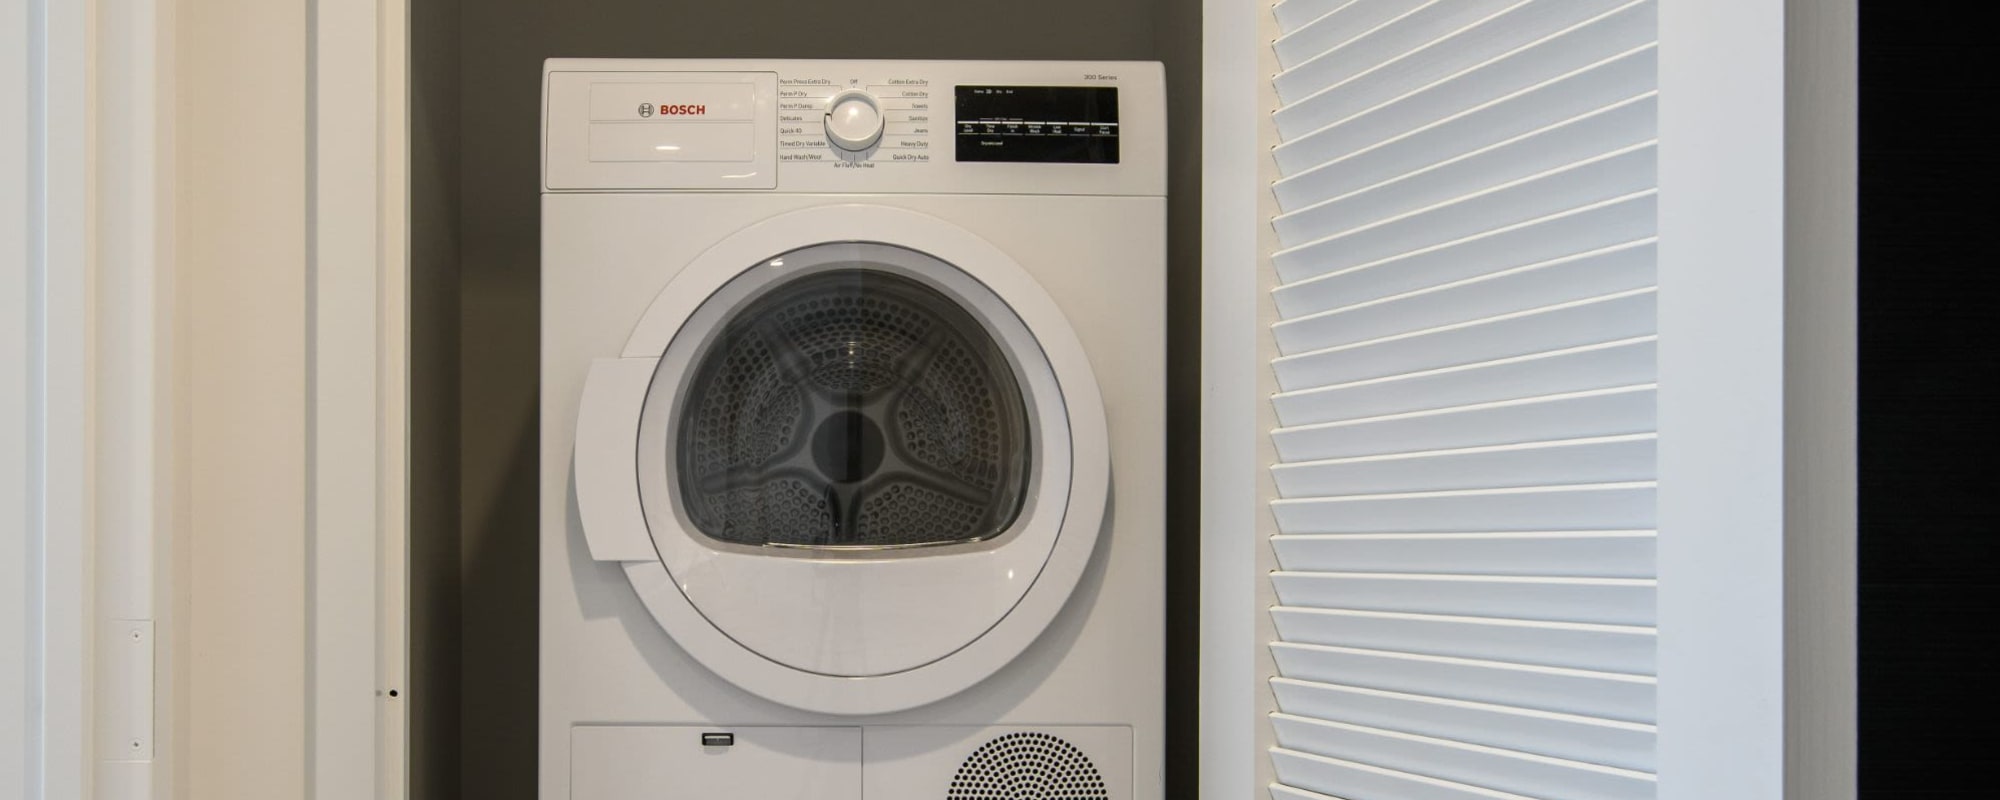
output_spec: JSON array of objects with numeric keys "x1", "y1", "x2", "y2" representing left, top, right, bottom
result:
[
  {"x1": 543, "y1": 60, "x2": 1164, "y2": 196},
  {"x1": 956, "y1": 86, "x2": 1119, "y2": 164},
  {"x1": 775, "y1": 78, "x2": 934, "y2": 164}
]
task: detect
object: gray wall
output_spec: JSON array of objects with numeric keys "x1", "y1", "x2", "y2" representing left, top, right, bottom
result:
[
  {"x1": 411, "y1": 2, "x2": 1201, "y2": 798},
  {"x1": 409, "y1": 0, "x2": 462, "y2": 797}
]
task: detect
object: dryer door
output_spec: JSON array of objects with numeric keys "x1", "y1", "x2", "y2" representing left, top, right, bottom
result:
[
  {"x1": 574, "y1": 205, "x2": 1109, "y2": 715},
  {"x1": 663, "y1": 261, "x2": 1033, "y2": 553}
]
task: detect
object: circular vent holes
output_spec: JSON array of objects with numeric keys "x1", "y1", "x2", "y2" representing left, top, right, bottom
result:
[{"x1": 946, "y1": 731, "x2": 1109, "y2": 800}]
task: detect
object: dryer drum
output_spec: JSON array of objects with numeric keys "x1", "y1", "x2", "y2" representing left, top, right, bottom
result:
[{"x1": 675, "y1": 267, "x2": 1033, "y2": 549}]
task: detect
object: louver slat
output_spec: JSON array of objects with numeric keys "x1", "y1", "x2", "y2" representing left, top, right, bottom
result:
[
  {"x1": 1273, "y1": 0, "x2": 1658, "y2": 142},
  {"x1": 1276, "y1": 1, "x2": 1640, "y2": 108},
  {"x1": 1273, "y1": 189, "x2": 1655, "y2": 301},
  {"x1": 1265, "y1": 3, "x2": 1657, "y2": 797},
  {"x1": 1274, "y1": 0, "x2": 1520, "y2": 105},
  {"x1": 1269, "y1": 607, "x2": 1655, "y2": 673},
  {"x1": 1274, "y1": 0, "x2": 1431, "y2": 69},
  {"x1": 1271, "y1": 714, "x2": 1657, "y2": 800},
  {"x1": 1272, "y1": 0, "x2": 1358, "y2": 33},
  {"x1": 1269, "y1": 642, "x2": 1656, "y2": 723},
  {"x1": 1271, "y1": 385, "x2": 1657, "y2": 461},
  {"x1": 1272, "y1": 240, "x2": 1657, "y2": 353},
  {"x1": 1269, "y1": 572, "x2": 1656, "y2": 626},
  {"x1": 1271, "y1": 288, "x2": 1657, "y2": 391},
  {"x1": 1270, "y1": 434, "x2": 1657, "y2": 497},
  {"x1": 1270, "y1": 337, "x2": 1657, "y2": 427},
  {"x1": 1270, "y1": 482, "x2": 1657, "y2": 534},
  {"x1": 1270, "y1": 678, "x2": 1657, "y2": 770},
  {"x1": 1273, "y1": 94, "x2": 1656, "y2": 228},
  {"x1": 1274, "y1": 44, "x2": 1656, "y2": 182},
  {"x1": 1273, "y1": 146, "x2": 1657, "y2": 275},
  {"x1": 1269, "y1": 783, "x2": 1349, "y2": 800},
  {"x1": 1270, "y1": 531, "x2": 1657, "y2": 578},
  {"x1": 1272, "y1": 748, "x2": 1538, "y2": 800}
]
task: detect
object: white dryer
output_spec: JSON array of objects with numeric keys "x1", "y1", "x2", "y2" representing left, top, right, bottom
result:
[{"x1": 540, "y1": 60, "x2": 1163, "y2": 800}]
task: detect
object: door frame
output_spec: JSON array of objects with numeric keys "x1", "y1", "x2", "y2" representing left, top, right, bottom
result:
[
  {"x1": 1654, "y1": 1, "x2": 1857, "y2": 797},
  {"x1": 5, "y1": 0, "x2": 91, "y2": 797},
  {"x1": 1197, "y1": 1, "x2": 1856, "y2": 798},
  {"x1": 6, "y1": 0, "x2": 410, "y2": 797},
  {"x1": 1195, "y1": 0, "x2": 1261, "y2": 797},
  {"x1": 309, "y1": 1, "x2": 412, "y2": 798}
]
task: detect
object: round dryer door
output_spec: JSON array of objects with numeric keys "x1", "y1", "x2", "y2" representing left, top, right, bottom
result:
[
  {"x1": 669, "y1": 266, "x2": 1032, "y2": 551},
  {"x1": 576, "y1": 205, "x2": 1109, "y2": 715}
]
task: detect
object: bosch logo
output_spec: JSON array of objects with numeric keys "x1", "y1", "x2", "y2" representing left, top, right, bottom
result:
[{"x1": 657, "y1": 104, "x2": 707, "y2": 116}]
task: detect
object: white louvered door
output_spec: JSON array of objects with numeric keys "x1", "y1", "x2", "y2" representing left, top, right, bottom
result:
[{"x1": 1263, "y1": 2, "x2": 1660, "y2": 799}]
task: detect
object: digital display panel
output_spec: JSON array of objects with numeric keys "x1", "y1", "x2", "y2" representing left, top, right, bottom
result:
[{"x1": 955, "y1": 86, "x2": 1118, "y2": 164}]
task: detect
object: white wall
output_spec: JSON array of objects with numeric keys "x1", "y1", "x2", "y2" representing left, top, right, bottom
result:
[{"x1": 175, "y1": 0, "x2": 314, "y2": 790}]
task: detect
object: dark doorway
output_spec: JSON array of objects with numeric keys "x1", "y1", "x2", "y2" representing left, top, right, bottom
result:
[{"x1": 1859, "y1": 4, "x2": 2000, "y2": 796}]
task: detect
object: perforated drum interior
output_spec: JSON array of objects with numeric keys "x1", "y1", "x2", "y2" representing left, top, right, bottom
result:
[{"x1": 674, "y1": 266, "x2": 1032, "y2": 549}]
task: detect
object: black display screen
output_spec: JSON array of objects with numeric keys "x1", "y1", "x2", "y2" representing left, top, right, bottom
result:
[{"x1": 955, "y1": 86, "x2": 1119, "y2": 164}]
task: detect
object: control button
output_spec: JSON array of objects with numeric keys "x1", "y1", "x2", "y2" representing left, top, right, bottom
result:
[{"x1": 824, "y1": 90, "x2": 884, "y2": 152}]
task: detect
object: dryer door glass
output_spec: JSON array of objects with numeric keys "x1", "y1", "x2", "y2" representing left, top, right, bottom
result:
[{"x1": 674, "y1": 263, "x2": 1032, "y2": 550}]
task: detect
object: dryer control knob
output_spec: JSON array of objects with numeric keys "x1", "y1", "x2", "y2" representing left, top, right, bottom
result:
[{"x1": 824, "y1": 90, "x2": 884, "y2": 152}]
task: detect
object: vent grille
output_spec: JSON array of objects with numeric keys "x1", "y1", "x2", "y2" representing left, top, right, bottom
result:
[{"x1": 947, "y1": 732, "x2": 1109, "y2": 800}]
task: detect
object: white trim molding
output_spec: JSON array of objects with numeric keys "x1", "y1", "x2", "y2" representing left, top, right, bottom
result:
[
  {"x1": 9, "y1": 0, "x2": 411, "y2": 797},
  {"x1": 373, "y1": 2, "x2": 413, "y2": 795},
  {"x1": 95, "y1": 1, "x2": 178, "y2": 798},
  {"x1": 309, "y1": 0, "x2": 411, "y2": 797},
  {"x1": 2, "y1": 0, "x2": 30, "y2": 782},
  {"x1": 1197, "y1": 0, "x2": 1262, "y2": 797},
  {"x1": 9, "y1": 0, "x2": 99, "y2": 797},
  {"x1": 1656, "y1": 1, "x2": 1857, "y2": 798}
]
